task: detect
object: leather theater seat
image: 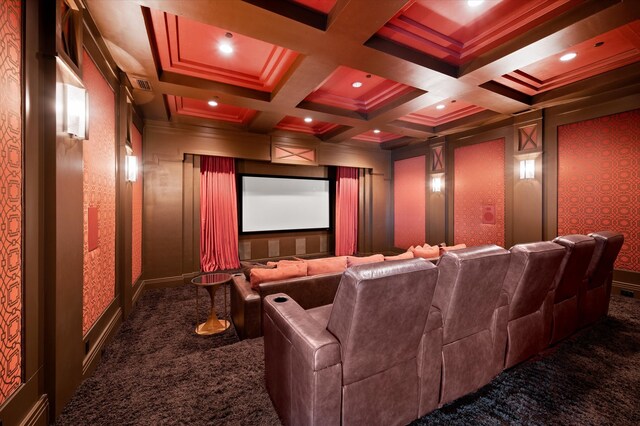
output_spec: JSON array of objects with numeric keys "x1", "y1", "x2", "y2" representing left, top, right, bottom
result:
[
  {"x1": 262, "y1": 258, "x2": 439, "y2": 426},
  {"x1": 502, "y1": 241, "x2": 565, "y2": 369}
]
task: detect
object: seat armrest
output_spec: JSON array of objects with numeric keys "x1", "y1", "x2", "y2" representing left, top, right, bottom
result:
[
  {"x1": 425, "y1": 306, "x2": 442, "y2": 332},
  {"x1": 231, "y1": 275, "x2": 261, "y2": 340},
  {"x1": 264, "y1": 293, "x2": 341, "y2": 371},
  {"x1": 497, "y1": 290, "x2": 509, "y2": 308}
]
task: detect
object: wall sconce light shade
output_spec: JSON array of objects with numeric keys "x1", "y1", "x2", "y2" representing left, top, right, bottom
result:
[
  {"x1": 63, "y1": 83, "x2": 88, "y2": 139},
  {"x1": 432, "y1": 176, "x2": 442, "y2": 192},
  {"x1": 519, "y1": 159, "x2": 535, "y2": 179},
  {"x1": 126, "y1": 155, "x2": 138, "y2": 182}
]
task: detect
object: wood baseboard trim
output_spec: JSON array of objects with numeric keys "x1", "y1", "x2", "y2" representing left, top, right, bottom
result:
[
  {"x1": 143, "y1": 272, "x2": 200, "y2": 289},
  {"x1": 20, "y1": 395, "x2": 48, "y2": 426},
  {"x1": 612, "y1": 280, "x2": 640, "y2": 299},
  {"x1": 132, "y1": 280, "x2": 145, "y2": 306},
  {"x1": 82, "y1": 307, "x2": 122, "y2": 378}
]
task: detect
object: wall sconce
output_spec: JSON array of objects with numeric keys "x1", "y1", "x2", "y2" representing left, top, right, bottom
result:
[
  {"x1": 519, "y1": 159, "x2": 535, "y2": 179},
  {"x1": 432, "y1": 176, "x2": 443, "y2": 192},
  {"x1": 125, "y1": 154, "x2": 138, "y2": 182},
  {"x1": 62, "y1": 83, "x2": 88, "y2": 139}
]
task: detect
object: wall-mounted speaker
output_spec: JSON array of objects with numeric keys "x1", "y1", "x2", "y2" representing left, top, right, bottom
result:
[{"x1": 482, "y1": 205, "x2": 496, "y2": 225}]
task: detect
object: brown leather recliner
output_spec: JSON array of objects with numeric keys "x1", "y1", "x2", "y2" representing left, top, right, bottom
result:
[
  {"x1": 549, "y1": 234, "x2": 595, "y2": 345},
  {"x1": 263, "y1": 258, "x2": 439, "y2": 426},
  {"x1": 502, "y1": 242, "x2": 566, "y2": 369},
  {"x1": 432, "y1": 245, "x2": 511, "y2": 406},
  {"x1": 579, "y1": 231, "x2": 624, "y2": 327}
]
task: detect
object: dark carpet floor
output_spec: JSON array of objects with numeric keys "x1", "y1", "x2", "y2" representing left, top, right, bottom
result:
[{"x1": 56, "y1": 283, "x2": 640, "y2": 426}]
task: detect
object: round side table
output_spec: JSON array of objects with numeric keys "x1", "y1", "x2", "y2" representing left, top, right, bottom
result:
[{"x1": 191, "y1": 272, "x2": 232, "y2": 335}]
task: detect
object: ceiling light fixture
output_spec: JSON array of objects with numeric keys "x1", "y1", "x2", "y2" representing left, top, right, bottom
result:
[
  {"x1": 218, "y1": 32, "x2": 234, "y2": 55},
  {"x1": 218, "y1": 42, "x2": 233, "y2": 54},
  {"x1": 436, "y1": 104, "x2": 445, "y2": 110},
  {"x1": 304, "y1": 117, "x2": 313, "y2": 123},
  {"x1": 208, "y1": 99, "x2": 219, "y2": 107},
  {"x1": 559, "y1": 52, "x2": 577, "y2": 62},
  {"x1": 352, "y1": 81, "x2": 363, "y2": 88},
  {"x1": 468, "y1": 0, "x2": 484, "y2": 7},
  {"x1": 373, "y1": 129, "x2": 381, "y2": 134}
]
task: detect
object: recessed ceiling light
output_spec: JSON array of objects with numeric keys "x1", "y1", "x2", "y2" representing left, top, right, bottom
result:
[
  {"x1": 560, "y1": 52, "x2": 577, "y2": 62},
  {"x1": 304, "y1": 117, "x2": 313, "y2": 123},
  {"x1": 436, "y1": 104, "x2": 445, "y2": 110},
  {"x1": 207, "y1": 99, "x2": 218, "y2": 107},
  {"x1": 468, "y1": 0, "x2": 484, "y2": 7},
  {"x1": 352, "y1": 81, "x2": 363, "y2": 88},
  {"x1": 373, "y1": 129, "x2": 381, "y2": 134},
  {"x1": 218, "y1": 42, "x2": 233, "y2": 55},
  {"x1": 594, "y1": 41, "x2": 605, "y2": 48}
]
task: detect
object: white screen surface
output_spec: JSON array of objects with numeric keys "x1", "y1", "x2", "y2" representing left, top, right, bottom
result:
[{"x1": 241, "y1": 176, "x2": 330, "y2": 232}]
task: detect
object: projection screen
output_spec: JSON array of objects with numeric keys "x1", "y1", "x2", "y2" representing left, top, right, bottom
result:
[{"x1": 240, "y1": 175, "x2": 330, "y2": 232}]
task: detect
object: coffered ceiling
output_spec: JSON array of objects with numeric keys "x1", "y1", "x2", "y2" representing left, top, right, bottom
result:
[{"x1": 85, "y1": 0, "x2": 640, "y2": 149}]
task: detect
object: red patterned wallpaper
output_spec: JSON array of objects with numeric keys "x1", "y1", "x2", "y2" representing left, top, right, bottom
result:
[
  {"x1": 131, "y1": 124, "x2": 142, "y2": 285},
  {"x1": 558, "y1": 109, "x2": 640, "y2": 272},
  {"x1": 394, "y1": 156, "x2": 426, "y2": 248},
  {"x1": 454, "y1": 139, "x2": 505, "y2": 247},
  {"x1": 82, "y1": 49, "x2": 116, "y2": 335},
  {"x1": 0, "y1": 0, "x2": 22, "y2": 405}
]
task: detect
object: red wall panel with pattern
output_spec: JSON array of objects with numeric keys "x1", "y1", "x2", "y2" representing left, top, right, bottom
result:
[
  {"x1": 454, "y1": 139, "x2": 505, "y2": 247},
  {"x1": 558, "y1": 109, "x2": 640, "y2": 272},
  {"x1": 0, "y1": 0, "x2": 22, "y2": 405},
  {"x1": 131, "y1": 125, "x2": 143, "y2": 284},
  {"x1": 82, "y1": 49, "x2": 116, "y2": 335},
  {"x1": 394, "y1": 156, "x2": 426, "y2": 248}
]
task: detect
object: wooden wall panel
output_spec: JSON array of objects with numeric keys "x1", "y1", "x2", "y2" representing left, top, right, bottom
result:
[
  {"x1": 0, "y1": 0, "x2": 23, "y2": 405},
  {"x1": 142, "y1": 122, "x2": 391, "y2": 284},
  {"x1": 454, "y1": 139, "x2": 505, "y2": 247},
  {"x1": 82, "y1": 49, "x2": 116, "y2": 335},
  {"x1": 393, "y1": 156, "x2": 426, "y2": 248},
  {"x1": 557, "y1": 109, "x2": 640, "y2": 272}
]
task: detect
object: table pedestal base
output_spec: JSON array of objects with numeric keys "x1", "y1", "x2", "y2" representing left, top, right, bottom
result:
[{"x1": 195, "y1": 318, "x2": 230, "y2": 335}]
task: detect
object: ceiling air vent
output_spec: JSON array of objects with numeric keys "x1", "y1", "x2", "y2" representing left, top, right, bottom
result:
[{"x1": 130, "y1": 76, "x2": 152, "y2": 91}]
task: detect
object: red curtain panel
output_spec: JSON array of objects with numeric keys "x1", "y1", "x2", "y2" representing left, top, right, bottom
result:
[
  {"x1": 200, "y1": 156, "x2": 240, "y2": 271},
  {"x1": 335, "y1": 167, "x2": 359, "y2": 256}
]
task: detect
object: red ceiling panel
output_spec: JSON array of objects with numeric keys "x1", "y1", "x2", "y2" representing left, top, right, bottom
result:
[
  {"x1": 304, "y1": 66, "x2": 417, "y2": 114},
  {"x1": 291, "y1": 0, "x2": 337, "y2": 14},
  {"x1": 352, "y1": 130, "x2": 404, "y2": 143},
  {"x1": 493, "y1": 21, "x2": 640, "y2": 95},
  {"x1": 376, "y1": 0, "x2": 581, "y2": 65},
  {"x1": 275, "y1": 116, "x2": 339, "y2": 135},
  {"x1": 166, "y1": 95, "x2": 257, "y2": 125},
  {"x1": 399, "y1": 99, "x2": 485, "y2": 126},
  {"x1": 149, "y1": 9, "x2": 298, "y2": 92}
]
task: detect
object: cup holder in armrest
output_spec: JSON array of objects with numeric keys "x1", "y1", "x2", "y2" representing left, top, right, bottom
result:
[{"x1": 274, "y1": 296, "x2": 288, "y2": 303}]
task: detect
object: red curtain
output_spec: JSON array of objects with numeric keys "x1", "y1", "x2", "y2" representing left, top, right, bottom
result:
[
  {"x1": 335, "y1": 167, "x2": 359, "y2": 256},
  {"x1": 200, "y1": 156, "x2": 240, "y2": 271}
]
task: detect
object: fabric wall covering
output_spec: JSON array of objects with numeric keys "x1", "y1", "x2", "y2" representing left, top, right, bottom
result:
[
  {"x1": 335, "y1": 167, "x2": 358, "y2": 256},
  {"x1": 131, "y1": 124, "x2": 143, "y2": 285},
  {"x1": 82, "y1": 49, "x2": 116, "y2": 335},
  {"x1": 394, "y1": 156, "x2": 426, "y2": 248},
  {"x1": 454, "y1": 139, "x2": 505, "y2": 247},
  {"x1": 200, "y1": 156, "x2": 240, "y2": 271},
  {"x1": 0, "y1": 0, "x2": 22, "y2": 405},
  {"x1": 558, "y1": 109, "x2": 640, "y2": 272}
]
